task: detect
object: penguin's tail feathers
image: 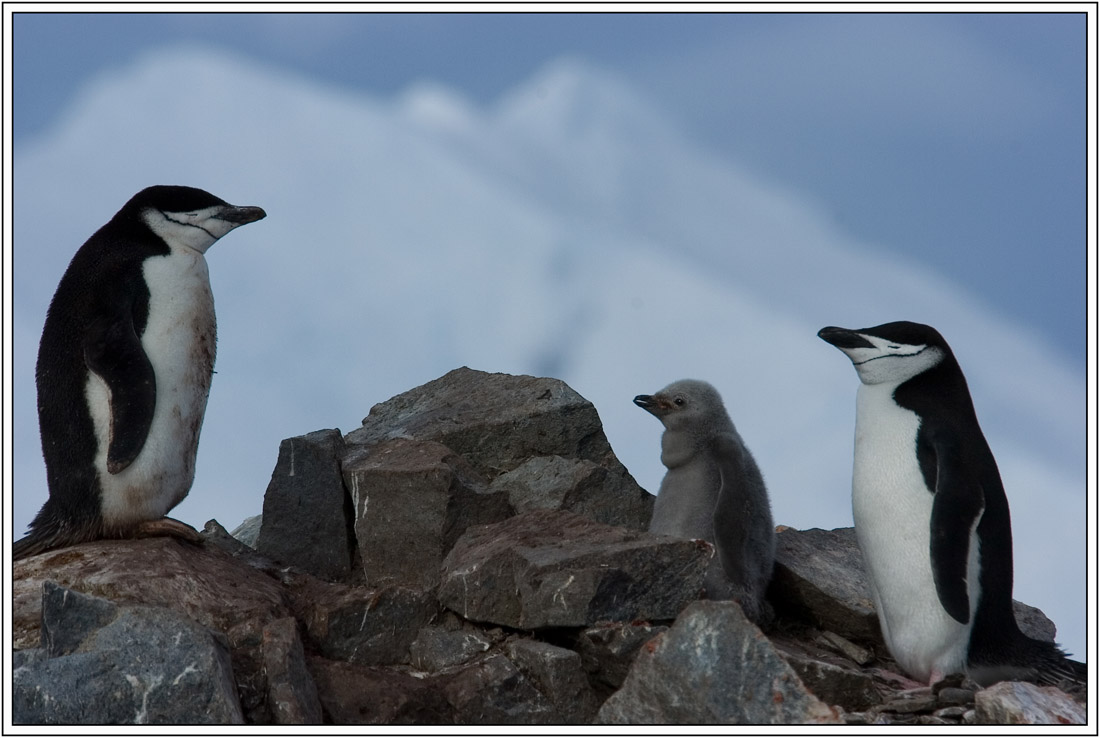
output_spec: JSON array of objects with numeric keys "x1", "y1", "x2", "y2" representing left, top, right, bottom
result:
[
  {"x1": 1033, "y1": 640, "x2": 1087, "y2": 688},
  {"x1": 12, "y1": 516, "x2": 99, "y2": 561},
  {"x1": 13, "y1": 532, "x2": 55, "y2": 561}
]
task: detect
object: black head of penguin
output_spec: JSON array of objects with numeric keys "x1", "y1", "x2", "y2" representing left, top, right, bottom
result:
[
  {"x1": 817, "y1": 321, "x2": 957, "y2": 388},
  {"x1": 123, "y1": 185, "x2": 266, "y2": 254}
]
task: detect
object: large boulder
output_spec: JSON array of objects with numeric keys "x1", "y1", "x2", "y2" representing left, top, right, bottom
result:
[
  {"x1": 255, "y1": 429, "x2": 355, "y2": 582},
  {"x1": 768, "y1": 527, "x2": 883, "y2": 645},
  {"x1": 13, "y1": 536, "x2": 290, "y2": 653},
  {"x1": 341, "y1": 438, "x2": 512, "y2": 589},
  {"x1": 438, "y1": 509, "x2": 710, "y2": 629},
  {"x1": 344, "y1": 367, "x2": 653, "y2": 529},
  {"x1": 597, "y1": 600, "x2": 841, "y2": 724},
  {"x1": 13, "y1": 583, "x2": 243, "y2": 725}
]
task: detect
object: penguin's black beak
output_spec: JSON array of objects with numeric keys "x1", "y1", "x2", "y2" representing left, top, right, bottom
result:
[
  {"x1": 818, "y1": 326, "x2": 875, "y2": 350},
  {"x1": 219, "y1": 205, "x2": 267, "y2": 225},
  {"x1": 633, "y1": 394, "x2": 655, "y2": 409}
]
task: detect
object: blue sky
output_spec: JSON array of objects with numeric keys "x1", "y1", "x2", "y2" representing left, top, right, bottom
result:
[{"x1": 12, "y1": 10, "x2": 1088, "y2": 361}]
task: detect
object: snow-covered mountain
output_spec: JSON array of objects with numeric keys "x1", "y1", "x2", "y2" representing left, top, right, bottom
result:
[{"x1": 12, "y1": 46, "x2": 1086, "y2": 656}]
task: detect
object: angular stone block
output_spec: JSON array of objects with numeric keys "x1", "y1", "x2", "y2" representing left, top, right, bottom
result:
[
  {"x1": 308, "y1": 656, "x2": 454, "y2": 725},
  {"x1": 341, "y1": 438, "x2": 512, "y2": 588},
  {"x1": 256, "y1": 429, "x2": 354, "y2": 582},
  {"x1": 506, "y1": 638, "x2": 601, "y2": 723},
  {"x1": 14, "y1": 583, "x2": 243, "y2": 725},
  {"x1": 597, "y1": 600, "x2": 841, "y2": 724},
  {"x1": 975, "y1": 681, "x2": 1085, "y2": 725},
  {"x1": 345, "y1": 367, "x2": 632, "y2": 480},
  {"x1": 769, "y1": 527, "x2": 883, "y2": 645},
  {"x1": 489, "y1": 454, "x2": 652, "y2": 530},
  {"x1": 262, "y1": 617, "x2": 323, "y2": 724},
  {"x1": 439, "y1": 654, "x2": 556, "y2": 725},
  {"x1": 574, "y1": 621, "x2": 669, "y2": 690},
  {"x1": 304, "y1": 584, "x2": 438, "y2": 666},
  {"x1": 439, "y1": 509, "x2": 709, "y2": 629}
]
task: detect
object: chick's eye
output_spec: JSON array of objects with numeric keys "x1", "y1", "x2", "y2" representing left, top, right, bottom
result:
[{"x1": 674, "y1": 397, "x2": 685, "y2": 406}]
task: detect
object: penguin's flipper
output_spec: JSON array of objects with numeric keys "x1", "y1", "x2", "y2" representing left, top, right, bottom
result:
[
  {"x1": 83, "y1": 311, "x2": 156, "y2": 474},
  {"x1": 710, "y1": 434, "x2": 744, "y2": 569},
  {"x1": 928, "y1": 442, "x2": 986, "y2": 625}
]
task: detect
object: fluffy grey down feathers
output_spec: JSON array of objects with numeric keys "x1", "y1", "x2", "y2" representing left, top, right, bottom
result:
[{"x1": 635, "y1": 379, "x2": 776, "y2": 623}]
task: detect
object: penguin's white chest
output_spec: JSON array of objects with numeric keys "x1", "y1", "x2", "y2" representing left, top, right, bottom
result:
[
  {"x1": 89, "y1": 249, "x2": 216, "y2": 527},
  {"x1": 852, "y1": 383, "x2": 974, "y2": 682}
]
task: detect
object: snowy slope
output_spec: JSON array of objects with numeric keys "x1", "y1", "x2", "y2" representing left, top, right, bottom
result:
[{"x1": 11, "y1": 46, "x2": 1086, "y2": 656}]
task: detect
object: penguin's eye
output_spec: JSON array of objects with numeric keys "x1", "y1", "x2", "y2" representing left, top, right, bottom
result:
[{"x1": 673, "y1": 397, "x2": 685, "y2": 406}]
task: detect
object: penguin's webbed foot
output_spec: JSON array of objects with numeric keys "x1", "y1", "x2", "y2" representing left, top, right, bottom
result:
[{"x1": 132, "y1": 517, "x2": 203, "y2": 545}]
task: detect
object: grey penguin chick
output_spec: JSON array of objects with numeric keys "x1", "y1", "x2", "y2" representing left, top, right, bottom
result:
[
  {"x1": 634, "y1": 379, "x2": 776, "y2": 622},
  {"x1": 16, "y1": 185, "x2": 266, "y2": 560},
  {"x1": 819, "y1": 321, "x2": 1085, "y2": 687}
]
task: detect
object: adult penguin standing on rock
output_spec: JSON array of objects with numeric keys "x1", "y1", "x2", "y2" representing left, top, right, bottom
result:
[
  {"x1": 818, "y1": 321, "x2": 1085, "y2": 687},
  {"x1": 635, "y1": 379, "x2": 776, "y2": 623},
  {"x1": 16, "y1": 186, "x2": 266, "y2": 560}
]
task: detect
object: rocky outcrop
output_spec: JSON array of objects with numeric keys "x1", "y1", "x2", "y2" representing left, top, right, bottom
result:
[{"x1": 12, "y1": 368, "x2": 1086, "y2": 725}]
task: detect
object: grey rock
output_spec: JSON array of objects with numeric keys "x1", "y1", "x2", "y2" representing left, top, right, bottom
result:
[
  {"x1": 439, "y1": 509, "x2": 710, "y2": 629},
  {"x1": 345, "y1": 367, "x2": 642, "y2": 485},
  {"x1": 410, "y1": 626, "x2": 494, "y2": 672},
  {"x1": 784, "y1": 654, "x2": 881, "y2": 712},
  {"x1": 770, "y1": 635, "x2": 881, "y2": 711},
  {"x1": 770, "y1": 528, "x2": 1059, "y2": 653},
  {"x1": 262, "y1": 617, "x2": 323, "y2": 724},
  {"x1": 304, "y1": 584, "x2": 437, "y2": 666},
  {"x1": 205, "y1": 518, "x2": 266, "y2": 560},
  {"x1": 229, "y1": 515, "x2": 263, "y2": 548},
  {"x1": 974, "y1": 681, "x2": 1086, "y2": 725},
  {"x1": 41, "y1": 578, "x2": 120, "y2": 657},
  {"x1": 14, "y1": 537, "x2": 291, "y2": 653},
  {"x1": 878, "y1": 692, "x2": 940, "y2": 714},
  {"x1": 816, "y1": 630, "x2": 874, "y2": 666},
  {"x1": 505, "y1": 638, "x2": 601, "y2": 723},
  {"x1": 1012, "y1": 600, "x2": 1058, "y2": 644},
  {"x1": 937, "y1": 687, "x2": 977, "y2": 706},
  {"x1": 574, "y1": 621, "x2": 669, "y2": 691},
  {"x1": 226, "y1": 616, "x2": 275, "y2": 724},
  {"x1": 256, "y1": 429, "x2": 354, "y2": 581},
  {"x1": 309, "y1": 657, "x2": 453, "y2": 724},
  {"x1": 769, "y1": 527, "x2": 883, "y2": 645},
  {"x1": 12, "y1": 648, "x2": 46, "y2": 670},
  {"x1": 489, "y1": 455, "x2": 652, "y2": 530},
  {"x1": 14, "y1": 583, "x2": 243, "y2": 725},
  {"x1": 598, "y1": 601, "x2": 841, "y2": 724},
  {"x1": 342, "y1": 438, "x2": 512, "y2": 589},
  {"x1": 440, "y1": 653, "x2": 556, "y2": 725}
]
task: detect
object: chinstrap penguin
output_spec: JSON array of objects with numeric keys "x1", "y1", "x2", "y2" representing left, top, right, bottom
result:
[
  {"x1": 635, "y1": 379, "x2": 776, "y2": 623},
  {"x1": 17, "y1": 185, "x2": 266, "y2": 560},
  {"x1": 818, "y1": 321, "x2": 1085, "y2": 687}
]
